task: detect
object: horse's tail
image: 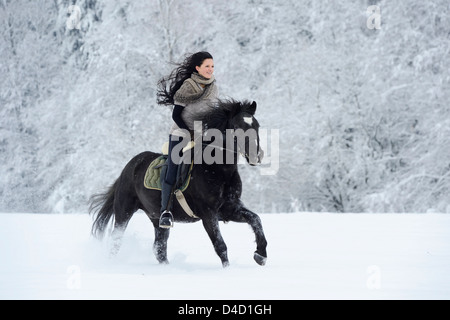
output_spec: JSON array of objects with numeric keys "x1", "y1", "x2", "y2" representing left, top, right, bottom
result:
[{"x1": 89, "y1": 179, "x2": 118, "y2": 239}]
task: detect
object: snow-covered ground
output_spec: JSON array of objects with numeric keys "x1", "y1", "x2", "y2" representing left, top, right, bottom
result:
[{"x1": 1, "y1": 212, "x2": 449, "y2": 300}]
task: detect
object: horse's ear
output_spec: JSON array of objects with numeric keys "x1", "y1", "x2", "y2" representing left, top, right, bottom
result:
[{"x1": 248, "y1": 101, "x2": 257, "y2": 115}]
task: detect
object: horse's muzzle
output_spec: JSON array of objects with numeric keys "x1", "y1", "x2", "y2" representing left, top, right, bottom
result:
[{"x1": 248, "y1": 148, "x2": 264, "y2": 166}]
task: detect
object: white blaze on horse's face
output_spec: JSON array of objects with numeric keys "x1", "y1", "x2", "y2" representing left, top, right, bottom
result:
[
  {"x1": 234, "y1": 114, "x2": 263, "y2": 166},
  {"x1": 243, "y1": 116, "x2": 253, "y2": 126}
]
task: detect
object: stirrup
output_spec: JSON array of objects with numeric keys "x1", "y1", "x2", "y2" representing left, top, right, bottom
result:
[{"x1": 159, "y1": 210, "x2": 174, "y2": 229}]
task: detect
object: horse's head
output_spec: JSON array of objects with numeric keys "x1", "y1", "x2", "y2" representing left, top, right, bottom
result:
[
  {"x1": 201, "y1": 99, "x2": 264, "y2": 166},
  {"x1": 229, "y1": 100, "x2": 264, "y2": 166}
]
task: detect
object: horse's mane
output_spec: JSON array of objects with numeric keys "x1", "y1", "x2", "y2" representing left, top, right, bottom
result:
[{"x1": 201, "y1": 99, "x2": 255, "y2": 132}]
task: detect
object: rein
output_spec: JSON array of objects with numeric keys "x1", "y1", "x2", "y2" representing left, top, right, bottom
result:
[
  {"x1": 199, "y1": 130, "x2": 243, "y2": 159},
  {"x1": 201, "y1": 142, "x2": 239, "y2": 155},
  {"x1": 199, "y1": 129, "x2": 262, "y2": 161}
]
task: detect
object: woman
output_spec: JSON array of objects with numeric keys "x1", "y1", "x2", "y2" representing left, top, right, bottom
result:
[{"x1": 156, "y1": 51, "x2": 218, "y2": 228}]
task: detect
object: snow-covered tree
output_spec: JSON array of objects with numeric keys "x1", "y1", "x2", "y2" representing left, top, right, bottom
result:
[{"x1": 1, "y1": 0, "x2": 449, "y2": 213}]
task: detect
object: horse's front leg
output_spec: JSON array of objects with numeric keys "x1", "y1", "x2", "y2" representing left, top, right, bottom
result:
[
  {"x1": 222, "y1": 202, "x2": 268, "y2": 266},
  {"x1": 202, "y1": 216, "x2": 229, "y2": 268},
  {"x1": 151, "y1": 219, "x2": 170, "y2": 264}
]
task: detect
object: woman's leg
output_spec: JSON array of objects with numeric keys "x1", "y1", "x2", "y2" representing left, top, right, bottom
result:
[
  {"x1": 160, "y1": 134, "x2": 183, "y2": 228},
  {"x1": 164, "y1": 135, "x2": 181, "y2": 186}
]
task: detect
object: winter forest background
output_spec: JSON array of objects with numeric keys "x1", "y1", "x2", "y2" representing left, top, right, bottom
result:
[{"x1": 1, "y1": 0, "x2": 449, "y2": 214}]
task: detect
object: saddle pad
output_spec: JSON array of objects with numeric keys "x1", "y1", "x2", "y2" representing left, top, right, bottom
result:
[
  {"x1": 143, "y1": 155, "x2": 193, "y2": 192},
  {"x1": 144, "y1": 156, "x2": 166, "y2": 190}
]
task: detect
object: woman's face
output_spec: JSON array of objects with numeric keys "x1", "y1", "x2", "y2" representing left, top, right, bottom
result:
[{"x1": 196, "y1": 58, "x2": 214, "y2": 79}]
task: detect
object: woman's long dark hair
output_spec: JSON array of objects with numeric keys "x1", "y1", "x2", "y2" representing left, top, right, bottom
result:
[{"x1": 157, "y1": 51, "x2": 213, "y2": 106}]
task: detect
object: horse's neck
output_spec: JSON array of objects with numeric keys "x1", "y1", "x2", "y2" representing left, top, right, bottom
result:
[
  {"x1": 202, "y1": 160, "x2": 238, "y2": 177},
  {"x1": 200, "y1": 132, "x2": 239, "y2": 164}
]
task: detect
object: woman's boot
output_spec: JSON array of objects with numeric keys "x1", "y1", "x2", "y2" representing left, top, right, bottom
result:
[{"x1": 159, "y1": 180, "x2": 174, "y2": 228}]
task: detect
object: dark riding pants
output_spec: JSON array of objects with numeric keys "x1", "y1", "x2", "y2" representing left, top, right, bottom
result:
[{"x1": 161, "y1": 134, "x2": 186, "y2": 212}]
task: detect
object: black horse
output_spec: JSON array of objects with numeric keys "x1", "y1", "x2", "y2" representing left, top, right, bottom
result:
[{"x1": 89, "y1": 100, "x2": 267, "y2": 267}]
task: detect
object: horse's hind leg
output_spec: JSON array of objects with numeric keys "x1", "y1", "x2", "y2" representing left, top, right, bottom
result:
[
  {"x1": 222, "y1": 202, "x2": 268, "y2": 266},
  {"x1": 110, "y1": 196, "x2": 139, "y2": 256},
  {"x1": 110, "y1": 222, "x2": 126, "y2": 256},
  {"x1": 151, "y1": 219, "x2": 170, "y2": 264},
  {"x1": 110, "y1": 212, "x2": 134, "y2": 256}
]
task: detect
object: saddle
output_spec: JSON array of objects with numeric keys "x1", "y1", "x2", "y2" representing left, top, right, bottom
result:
[
  {"x1": 143, "y1": 151, "x2": 194, "y2": 193},
  {"x1": 143, "y1": 141, "x2": 197, "y2": 218}
]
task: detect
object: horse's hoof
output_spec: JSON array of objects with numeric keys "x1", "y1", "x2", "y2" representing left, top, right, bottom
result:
[
  {"x1": 222, "y1": 261, "x2": 230, "y2": 268},
  {"x1": 253, "y1": 252, "x2": 267, "y2": 266}
]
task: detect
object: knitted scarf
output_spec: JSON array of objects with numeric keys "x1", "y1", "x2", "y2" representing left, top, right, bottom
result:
[{"x1": 174, "y1": 72, "x2": 217, "y2": 105}]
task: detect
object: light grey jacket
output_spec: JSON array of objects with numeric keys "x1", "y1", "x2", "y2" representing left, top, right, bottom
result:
[{"x1": 170, "y1": 73, "x2": 218, "y2": 136}]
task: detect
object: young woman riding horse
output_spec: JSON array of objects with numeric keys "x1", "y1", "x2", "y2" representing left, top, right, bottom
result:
[
  {"x1": 156, "y1": 51, "x2": 218, "y2": 228},
  {"x1": 89, "y1": 53, "x2": 267, "y2": 267}
]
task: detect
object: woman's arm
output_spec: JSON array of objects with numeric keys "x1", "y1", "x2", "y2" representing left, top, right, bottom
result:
[{"x1": 172, "y1": 104, "x2": 189, "y2": 131}]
